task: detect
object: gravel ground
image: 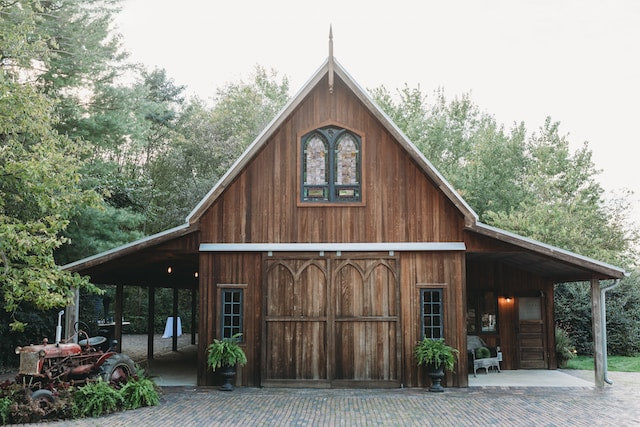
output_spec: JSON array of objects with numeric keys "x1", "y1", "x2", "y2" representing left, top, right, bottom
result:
[{"x1": 120, "y1": 333, "x2": 197, "y2": 362}]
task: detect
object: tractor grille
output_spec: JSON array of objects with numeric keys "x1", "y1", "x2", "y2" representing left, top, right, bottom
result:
[{"x1": 19, "y1": 352, "x2": 40, "y2": 375}]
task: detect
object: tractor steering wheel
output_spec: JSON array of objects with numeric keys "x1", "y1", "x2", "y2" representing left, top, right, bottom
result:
[{"x1": 73, "y1": 321, "x2": 90, "y2": 343}]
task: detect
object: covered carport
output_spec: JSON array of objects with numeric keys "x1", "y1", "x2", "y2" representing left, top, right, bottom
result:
[
  {"x1": 62, "y1": 223, "x2": 200, "y2": 361},
  {"x1": 464, "y1": 222, "x2": 628, "y2": 387}
]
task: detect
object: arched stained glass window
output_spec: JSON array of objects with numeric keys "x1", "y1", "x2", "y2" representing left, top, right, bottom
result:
[
  {"x1": 304, "y1": 135, "x2": 327, "y2": 185},
  {"x1": 302, "y1": 133, "x2": 329, "y2": 201},
  {"x1": 301, "y1": 126, "x2": 361, "y2": 203},
  {"x1": 335, "y1": 134, "x2": 359, "y2": 185}
]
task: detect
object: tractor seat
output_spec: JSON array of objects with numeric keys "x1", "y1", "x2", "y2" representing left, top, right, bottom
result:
[{"x1": 78, "y1": 336, "x2": 107, "y2": 348}]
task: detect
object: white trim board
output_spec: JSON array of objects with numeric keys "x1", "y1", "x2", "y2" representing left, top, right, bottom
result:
[{"x1": 199, "y1": 242, "x2": 466, "y2": 253}]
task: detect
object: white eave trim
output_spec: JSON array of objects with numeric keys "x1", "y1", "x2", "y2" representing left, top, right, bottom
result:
[{"x1": 199, "y1": 242, "x2": 466, "y2": 253}]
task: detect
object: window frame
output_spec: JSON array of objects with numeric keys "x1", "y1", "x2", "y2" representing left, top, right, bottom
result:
[
  {"x1": 466, "y1": 291, "x2": 498, "y2": 334},
  {"x1": 298, "y1": 123, "x2": 365, "y2": 206},
  {"x1": 220, "y1": 287, "x2": 244, "y2": 340},
  {"x1": 420, "y1": 288, "x2": 444, "y2": 340}
]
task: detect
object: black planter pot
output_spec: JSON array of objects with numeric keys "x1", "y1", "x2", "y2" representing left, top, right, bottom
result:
[
  {"x1": 427, "y1": 363, "x2": 445, "y2": 392},
  {"x1": 219, "y1": 365, "x2": 237, "y2": 391}
]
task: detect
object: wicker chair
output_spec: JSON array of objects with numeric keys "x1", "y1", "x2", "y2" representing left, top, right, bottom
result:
[{"x1": 467, "y1": 335, "x2": 501, "y2": 377}]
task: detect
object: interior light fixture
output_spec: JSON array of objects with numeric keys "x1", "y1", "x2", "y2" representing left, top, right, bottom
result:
[{"x1": 167, "y1": 266, "x2": 172, "y2": 274}]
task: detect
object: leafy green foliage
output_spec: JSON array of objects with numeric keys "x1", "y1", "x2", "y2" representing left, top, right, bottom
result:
[
  {"x1": 72, "y1": 379, "x2": 123, "y2": 418},
  {"x1": 0, "y1": 395, "x2": 10, "y2": 425},
  {"x1": 475, "y1": 346, "x2": 491, "y2": 359},
  {"x1": 0, "y1": 72, "x2": 101, "y2": 331},
  {"x1": 555, "y1": 272, "x2": 640, "y2": 356},
  {"x1": 119, "y1": 372, "x2": 160, "y2": 410},
  {"x1": 414, "y1": 338, "x2": 459, "y2": 372},
  {"x1": 207, "y1": 333, "x2": 247, "y2": 371},
  {"x1": 555, "y1": 326, "x2": 577, "y2": 367}
]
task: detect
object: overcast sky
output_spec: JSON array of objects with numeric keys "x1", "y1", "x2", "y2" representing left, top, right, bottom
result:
[{"x1": 115, "y1": 0, "x2": 640, "y2": 226}]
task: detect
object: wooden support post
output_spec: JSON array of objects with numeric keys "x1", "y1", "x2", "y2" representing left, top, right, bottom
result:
[
  {"x1": 590, "y1": 278, "x2": 605, "y2": 387},
  {"x1": 191, "y1": 288, "x2": 197, "y2": 345},
  {"x1": 65, "y1": 288, "x2": 80, "y2": 343},
  {"x1": 172, "y1": 287, "x2": 179, "y2": 352},
  {"x1": 147, "y1": 286, "x2": 155, "y2": 360},
  {"x1": 115, "y1": 284, "x2": 123, "y2": 353}
]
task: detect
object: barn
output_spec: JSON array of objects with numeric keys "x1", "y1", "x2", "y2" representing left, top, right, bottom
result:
[{"x1": 63, "y1": 49, "x2": 627, "y2": 388}]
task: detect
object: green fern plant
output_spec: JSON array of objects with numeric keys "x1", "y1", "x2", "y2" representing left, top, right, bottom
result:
[
  {"x1": 207, "y1": 333, "x2": 247, "y2": 371},
  {"x1": 555, "y1": 326, "x2": 577, "y2": 367},
  {"x1": 119, "y1": 374, "x2": 160, "y2": 410},
  {"x1": 72, "y1": 379, "x2": 123, "y2": 418},
  {"x1": 0, "y1": 396, "x2": 11, "y2": 425},
  {"x1": 414, "y1": 338, "x2": 459, "y2": 372}
]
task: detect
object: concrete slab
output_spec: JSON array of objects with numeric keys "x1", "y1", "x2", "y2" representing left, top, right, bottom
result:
[
  {"x1": 140, "y1": 344, "x2": 198, "y2": 387},
  {"x1": 468, "y1": 369, "x2": 594, "y2": 387}
]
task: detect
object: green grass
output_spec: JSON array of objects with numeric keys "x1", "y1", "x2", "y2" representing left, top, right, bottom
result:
[{"x1": 565, "y1": 355, "x2": 640, "y2": 372}]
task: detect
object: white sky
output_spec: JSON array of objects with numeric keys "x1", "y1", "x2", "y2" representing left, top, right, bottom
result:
[{"x1": 115, "y1": 0, "x2": 640, "y2": 227}]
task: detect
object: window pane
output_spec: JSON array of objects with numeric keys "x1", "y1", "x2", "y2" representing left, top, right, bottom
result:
[
  {"x1": 481, "y1": 292, "x2": 497, "y2": 332},
  {"x1": 335, "y1": 134, "x2": 359, "y2": 185},
  {"x1": 305, "y1": 135, "x2": 327, "y2": 185}
]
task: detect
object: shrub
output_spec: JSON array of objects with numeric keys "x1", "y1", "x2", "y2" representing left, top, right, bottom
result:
[
  {"x1": 475, "y1": 346, "x2": 491, "y2": 359},
  {"x1": 119, "y1": 372, "x2": 160, "y2": 410},
  {"x1": 555, "y1": 326, "x2": 577, "y2": 367},
  {"x1": 72, "y1": 379, "x2": 123, "y2": 418},
  {"x1": 0, "y1": 396, "x2": 11, "y2": 425}
]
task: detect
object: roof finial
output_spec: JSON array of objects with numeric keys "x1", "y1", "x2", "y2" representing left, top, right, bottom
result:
[{"x1": 328, "y1": 25, "x2": 334, "y2": 94}]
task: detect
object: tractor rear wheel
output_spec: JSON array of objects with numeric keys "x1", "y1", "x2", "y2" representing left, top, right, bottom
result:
[{"x1": 99, "y1": 354, "x2": 135, "y2": 386}]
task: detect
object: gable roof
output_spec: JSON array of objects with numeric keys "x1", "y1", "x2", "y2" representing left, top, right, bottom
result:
[
  {"x1": 185, "y1": 58, "x2": 479, "y2": 226},
  {"x1": 62, "y1": 57, "x2": 627, "y2": 282}
]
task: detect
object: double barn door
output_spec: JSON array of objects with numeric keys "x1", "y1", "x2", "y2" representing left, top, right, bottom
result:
[{"x1": 262, "y1": 255, "x2": 400, "y2": 387}]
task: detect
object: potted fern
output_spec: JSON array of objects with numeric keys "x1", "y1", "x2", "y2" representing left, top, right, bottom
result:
[
  {"x1": 206, "y1": 333, "x2": 247, "y2": 391},
  {"x1": 414, "y1": 338, "x2": 459, "y2": 392}
]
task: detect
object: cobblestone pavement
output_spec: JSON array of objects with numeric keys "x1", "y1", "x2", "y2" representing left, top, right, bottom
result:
[{"x1": 47, "y1": 374, "x2": 640, "y2": 427}]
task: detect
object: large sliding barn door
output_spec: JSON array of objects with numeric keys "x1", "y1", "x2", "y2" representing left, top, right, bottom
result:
[{"x1": 263, "y1": 256, "x2": 400, "y2": 387}]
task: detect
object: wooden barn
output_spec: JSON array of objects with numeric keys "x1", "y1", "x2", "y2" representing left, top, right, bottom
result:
[{"x1": 64, "y1": 49, "x2": 627, "y2": 388}]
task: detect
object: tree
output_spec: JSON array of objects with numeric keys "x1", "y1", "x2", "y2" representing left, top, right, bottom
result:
[
  {"x1": 371, "y1": 85, "x2": 529, "y2": 221},
  {"x1": 0, "y1": 76, "x2": 101, "y2": 330},
  {"x1": 140, "y1": 66, "x2": 290, "y2": 233},
  {"x1": 373, "y1": 84, "x2": 639, "y2": 355},
  {"x1": 486, "y1": 118, "x2": 637, "y2": 267}
]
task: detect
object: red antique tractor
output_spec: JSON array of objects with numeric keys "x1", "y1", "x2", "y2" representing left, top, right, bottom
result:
[{"x1": 14, "y1": 311, "x2": 136, "y2": 403}]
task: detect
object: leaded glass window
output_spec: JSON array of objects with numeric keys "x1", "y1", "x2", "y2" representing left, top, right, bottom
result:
[
  {"x1": 421, "y1": 288, "x2": 443, "y2": 340},
  {"x1": 301, "y1": 126, "x2": 361, "y2": 203}
]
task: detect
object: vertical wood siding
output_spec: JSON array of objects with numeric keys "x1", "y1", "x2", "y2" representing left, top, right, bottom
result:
[
  {"x1": 199, "y1": 75, "x2": 464, "y2": 244},
  {"x1": 465, "y1": 260, "x2": 554, "y2": 370}
]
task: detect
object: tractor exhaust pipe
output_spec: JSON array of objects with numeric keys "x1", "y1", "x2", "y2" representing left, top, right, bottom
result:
[{"x1": 56, "y1": 310, "x2": 64, "y2": 344}]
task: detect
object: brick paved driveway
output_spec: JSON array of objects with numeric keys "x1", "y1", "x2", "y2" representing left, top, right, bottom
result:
[{"x1": 49, "y1": 375, "x2": 640, "y2": 427}]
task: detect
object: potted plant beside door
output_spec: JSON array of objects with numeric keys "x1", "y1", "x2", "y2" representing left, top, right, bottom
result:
[
  {"x1": 414, "y1": 338, "x2": 459, "y2": 392},
  {"x1": 206, "y1": 333, "x2": 247, "y2": 391}
]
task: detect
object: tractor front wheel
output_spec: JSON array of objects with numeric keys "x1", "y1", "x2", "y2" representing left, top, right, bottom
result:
[
  {"x1": 31, "y1": 389, "x2": 55, "y2": 408},
  {"x1": 99, "y1": 354, "x2": 135, "y2": 386}
]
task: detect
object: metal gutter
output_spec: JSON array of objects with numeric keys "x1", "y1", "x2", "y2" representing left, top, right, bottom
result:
[{"x1": 601, "y1": 279, "x2": 621, "y2": 385}]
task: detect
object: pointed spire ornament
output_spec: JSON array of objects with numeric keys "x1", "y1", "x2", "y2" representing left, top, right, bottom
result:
[{"x1": 328, "y1": 25, "x2": 334, "y2": 94}]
